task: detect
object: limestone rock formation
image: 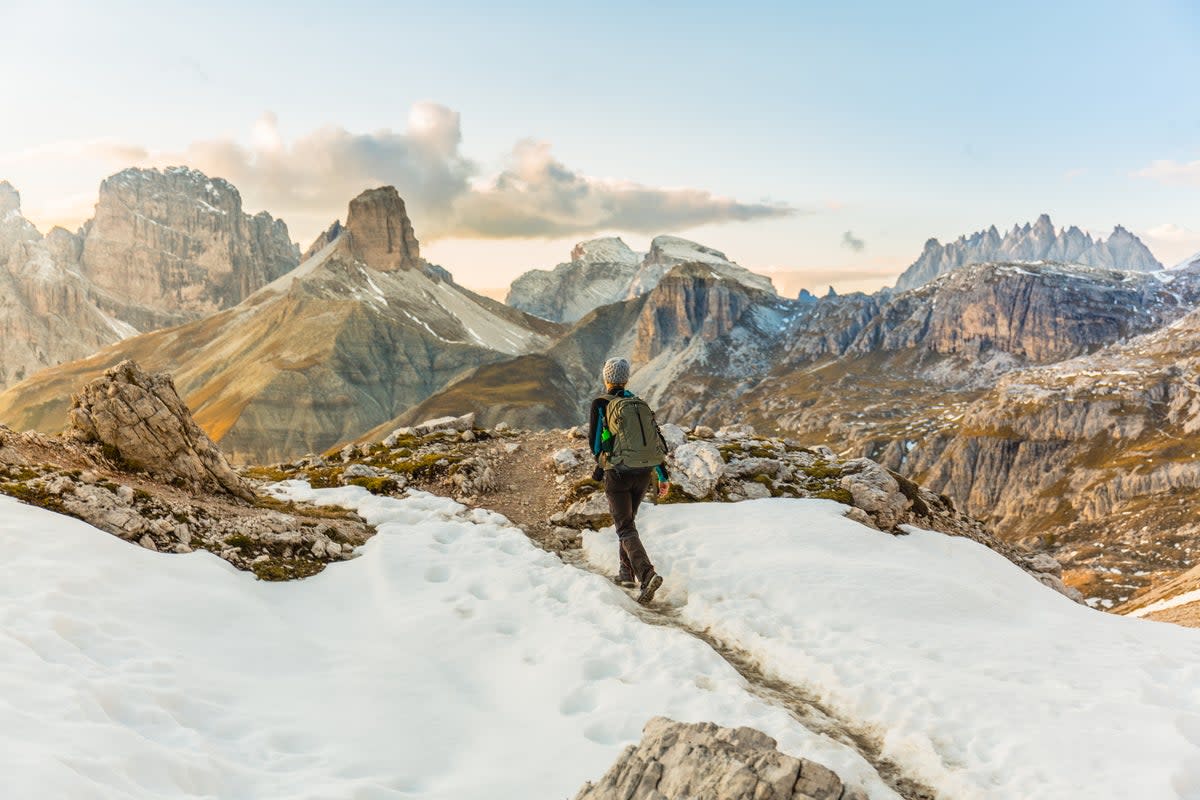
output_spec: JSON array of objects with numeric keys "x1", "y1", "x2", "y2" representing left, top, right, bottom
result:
[
  {"x1": 574, "y1": 717, "x2": 867, "y2": 800},
  {"x1": 506, "y1": 234, "x2": 776, "y2": 323},
  {"x1": 67, "y1": 360, "x2": 253, "y2": 500},
  {"x1": 79, "y1": 166, "x2": 299, "y2": 329},
  {"x1": 0, "y1": 183, "x2": 130, "y2": 389},
  {"x1": 344, "y1": 187, "x2": 420, "y2": 271},
  {"x1": 895, "y1": 214, "x2": 1162, "y2": 291}
]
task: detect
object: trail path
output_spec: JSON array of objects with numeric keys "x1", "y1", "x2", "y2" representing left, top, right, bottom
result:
[{"x1": 461, "y1": 432, "x2": 939, "y2": 800}]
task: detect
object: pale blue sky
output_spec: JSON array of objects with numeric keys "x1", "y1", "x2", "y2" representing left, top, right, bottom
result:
[{"x1": 2, "y1": 0, "x2": 1198, "y2": 292}]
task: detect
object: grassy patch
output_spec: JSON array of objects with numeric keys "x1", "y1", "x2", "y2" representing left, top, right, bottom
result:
[
  {"x1": 0, "y1": 482, "x2": 66, "y2": 513},
  {"x1": 800, "y1": 460, "x2": 843, "y2": 480},
  {"x1": 225, "y1": 533, "x2": 256, "y2": 550},
  {"x1": 346, "y1": 476, "x2": 400, "y2": 495},
  {"x1": 244, "y1": 466, "x2": 294, "y2": 482},
  {"x1": 252, "y1": 558, "x2": 325, "y2": 581},
  {"x1": 656, "y1": 482, "x2": 692, "y2": 504},
  {"x1": 814, "y1": 487, "x2": 854, "y2": 504}
]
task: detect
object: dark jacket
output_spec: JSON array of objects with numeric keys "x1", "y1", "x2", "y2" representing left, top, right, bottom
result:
[{"x1": 588, "y1": 389, "x2": 669, "y2": 481}]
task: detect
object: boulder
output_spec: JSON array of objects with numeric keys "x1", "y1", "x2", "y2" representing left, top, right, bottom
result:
[
  {"x1": 574, "y1": 717, "x2": 866, "y2": 800},
  {"x1": 659, "y1": 422, "x2": 687, "y2": 452},
  {"x1": 723, "y1": 457, "x2": 782, "y2": 480},
  {"x1": 670, "y1": 441, "x2": 725, "y2": 499},
  {"x1": 413, "y1": 413, "x2": 475, "y2": 436},
  {"x1": 549, "y1": 447, "x2": 582, "y2": 474},
  {"x1": 716, "y1": 423, "x2": 756, "y2": 439},
  {"x1": 555, "y1": 492, "x2": 611, "y2": 530},
  {"x1": 68, "y1": 360, "x2": 253, "y2": 500},
  {"x1": 838, "y1": 458, "x2": 910, "y2": 529}
]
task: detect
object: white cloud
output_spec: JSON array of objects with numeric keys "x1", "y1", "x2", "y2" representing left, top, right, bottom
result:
[
  {"x1": 0, "y1": 105, "x2": 794, "y2": 246},
  {"x1": 1142, "y1": 223, "x2": 1200, "y2": 268},
  {"x1": 1134, "y1": 158, "x2": 1200, "y2": 186}
]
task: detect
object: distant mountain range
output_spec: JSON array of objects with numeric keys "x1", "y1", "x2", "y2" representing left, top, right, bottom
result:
[
  {"x1": 894, "y1": 214, "x2": 1162, "y2": 291},
  {"x1": 0, "y1": 169, "x2": 297, "y2": 389},
  {"x1": 505, "y1": 235, "x2": 775, "y2": 322}
]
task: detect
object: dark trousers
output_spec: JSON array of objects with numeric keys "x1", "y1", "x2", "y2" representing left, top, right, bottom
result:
[{"x1": 604, "y1": 467, "x2": 655, "y2": 584}]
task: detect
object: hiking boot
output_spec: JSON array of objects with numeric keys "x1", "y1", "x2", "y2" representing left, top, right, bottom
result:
[
  {"x1": 637, "y1": 572, "x2": 663, "y2": 605},
  {"x1": 614, "y1": 568, "x2": 635, "y2": 588}
]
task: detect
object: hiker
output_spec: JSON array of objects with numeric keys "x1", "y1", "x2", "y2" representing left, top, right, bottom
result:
[{"x1": 588, "y1": 357, "x2": 670, "y2": 604}]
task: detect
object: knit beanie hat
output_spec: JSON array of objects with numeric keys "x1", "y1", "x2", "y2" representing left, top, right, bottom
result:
[{"x1": 602, "y1": 357, "x2": 631, "y2": 387}]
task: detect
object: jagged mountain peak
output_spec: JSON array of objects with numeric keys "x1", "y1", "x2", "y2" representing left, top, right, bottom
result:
[
  {"x1": 895, "y1": 216, "x2": 1162, "y2": 291},
  {"x1": 343, "y1": 186, "x2": 421, "y2": 272},
  {"x1": 570, "y1": 236, "x2": 638, "y2": 265}
]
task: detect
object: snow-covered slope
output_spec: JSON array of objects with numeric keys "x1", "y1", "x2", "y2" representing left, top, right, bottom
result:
[
  {"x1": 0, "y1": 490, "x2": 899, "y2": 799},
  {"x1": 506, "y1": 234, "x2": 777, "y2": 322},
  {"x1": 585, "y1": 501, "x2": 1200, "y2": 799},
  {"x1": 1175, "y1": 250, "x2": 1200, "y2": 271}
]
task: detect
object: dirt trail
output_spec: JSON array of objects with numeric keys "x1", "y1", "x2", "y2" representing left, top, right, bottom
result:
[{"x1": 463, "y1": 433, "x2": 940, "y2": 800}]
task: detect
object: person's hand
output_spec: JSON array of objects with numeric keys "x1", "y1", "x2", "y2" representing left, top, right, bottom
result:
[{"x1": 658, "y1": 481, "x2": 671, "y2": 498}]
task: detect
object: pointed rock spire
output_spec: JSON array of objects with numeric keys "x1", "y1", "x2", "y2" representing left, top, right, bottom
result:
[{"x1": 345, "y1": 187, "x2": 421, "y2": 271}]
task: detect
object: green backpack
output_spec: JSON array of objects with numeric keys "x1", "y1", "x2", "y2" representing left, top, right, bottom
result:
[{"x1": 602, "y1": 394, "x2": 667, "y2": 469}]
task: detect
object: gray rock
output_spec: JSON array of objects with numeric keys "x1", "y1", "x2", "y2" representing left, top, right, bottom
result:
[
  {"x1": 413, "y1": 413, "x2": 475, "y2": 436},
  {"x1": 839, "y1": 458, "x2": 911, "y2": 529},
  {"x1": 549, "y1": 447, "x2": 582, "y2": 474},
  {"x1": 68, "y1": 360, "x2": 253, "y2": 500},
  {"x1": 342, "y1": 463, "x2": 381, "y2": 479},
  {"x1": 574, "y1": 716, "x2": 866, "y2": 800},
  {"x1": 658, "y1": 422, "x2": 687, "y2": 452},
  {"x1": 559, "y1": 492, "x2": 612, "y2": 530},
  {"x1": 716, "y1": 423, "x2": 756, "y2": 439},
  {"x1": 670, "y1": 441, "x2": 724, "y2": 499},
  {"x1": 692, "y1": 425, "x2": 715, "y2": 439},
  {"x1": 723, "y1": 457, "x2": 782, "y2": 479},
  {"x1": 741, "y1": 481, "x2": 772, "y2": 500}
]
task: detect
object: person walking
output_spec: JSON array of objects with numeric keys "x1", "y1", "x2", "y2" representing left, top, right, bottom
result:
[{"x1": 588, "y1": 357, "x2": 670, "y2": 605}]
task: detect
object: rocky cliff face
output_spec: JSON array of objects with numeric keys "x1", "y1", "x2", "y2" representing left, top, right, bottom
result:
[
  {"x1": 344, "y1": 187, "x2": 420, "y2": 271},
  {"x1": 79, "y1": 166, "x2": 299, "y2": 329},
  {"x1": 895, "y1": 214, "x2": 1163, "y2": 291},
  {"x1": 897, "y1": 304, "x2": 1200, "y2": 604},
  {"x1": 506, "y1": 234, "x2": 776, "y2": 323},
  {"x1": 0, "y1": 184, "x2": 130, "y2": 388}
]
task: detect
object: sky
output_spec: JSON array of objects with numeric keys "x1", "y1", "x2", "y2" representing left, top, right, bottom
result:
[{"x1": 1, "y1": 0, "x2": 1198, "y2": 295}]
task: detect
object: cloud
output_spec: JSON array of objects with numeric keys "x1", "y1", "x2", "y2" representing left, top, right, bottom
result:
[
  {"x1": 840, "y1": 230, "x2": 865, "y2": 252},
  {"x1": 448, "y1": 139, "x2": 792, "y2": 238},
  {"x1": 1134, "y1": 158, "x2": 1200, "y2": 186},
  {"x1": 1143, "y1": 223, "x2": 1200, "y2": 267},
  {"x1": 0, "y1": 105, "x2": 795, "y2": 245}
]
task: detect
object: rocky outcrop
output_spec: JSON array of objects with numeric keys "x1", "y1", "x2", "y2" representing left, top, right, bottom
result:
[
  {"x1": 68, "y1": 360, "x2": 253, "y2": 500},
  {"x1": 574, "y1": 717, "x2": 867, "y2": 800},
  {"x1": 633, "y1": 263, "x2": 778, "y2": 364},
  {"x1": 855, "y1": 261, "x2": 1191, "y2": 365},
  {"x1": 79, "y1": 166, "x2": 299, "y2": 329},
  {"x1": 344, "y1": 187, "x2": 420, "y2": 271},
  {"x1": 896, "y1": 214, "x2": 1162, "y2": 291},
  {"x1": 506, "y1": 234, "x2": 776, "y2": 323}
]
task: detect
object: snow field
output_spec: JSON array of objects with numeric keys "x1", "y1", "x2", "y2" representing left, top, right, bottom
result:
[
  {"x1": 0, "y1": 488, "x2": 898, "y2": 799},
  {"x1": 583, "y1": 498, "x2": 1200, "y2": 799}
]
